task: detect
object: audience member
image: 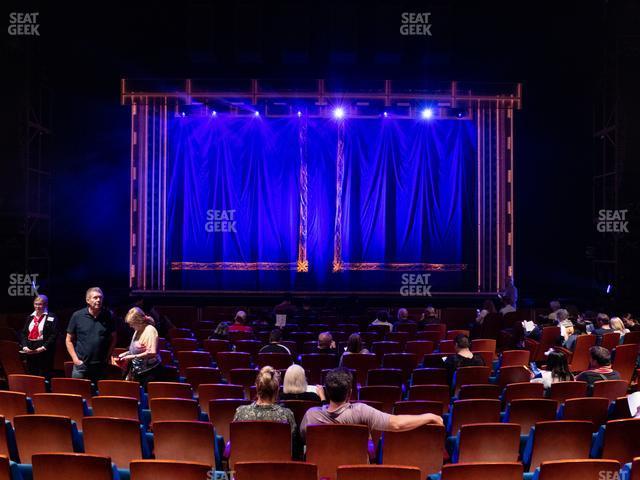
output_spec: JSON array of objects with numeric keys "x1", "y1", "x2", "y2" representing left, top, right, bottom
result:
[
  {"x1": 228, "y1": 310, "x2": 253, "y2": 333},
  {"x1": 418, "y1": 305, "x2": 439, "y2": 328},
  {"x1": 209, "y1": 321, "x2": 231, "y2": 340},
  {"x1": 547, "y1": 300, "x2": 562, "y2": 321},
  {"x1": 593, "y1": 313, "x2": 613, "y2": 338},
  {"x1": 530, "y1": 349, "x2": 574, "y2": 390},
  {"x1": 314, "y1": 332, "x2": 338, "y2": 355},
  {"x1": 554, "y1": 308, "x2": 570, "y2": 325},
  {"x1": 20, "y1": 294, "x2": 57, "y2": 377},
  {"x1": 561, "y1": 319, "x2": 580, "y2": 351},
  {"x1": 233, "y1": 366, "x2": 296, "y2": 435},
  {"x1": 475, "y1": 299, "x2": 497, "y2": 325},
  {"x1": 499, "y1": 296, "x2": 516, "y2": 315},
  {"x1": 339, "y1": 333, "x2": 369, "y2": 366},
  {"x1": 281, "y1": 364, "x2": 325, "y2": 402},
  {"x1": 443, "y1": 334, "x2": 485, "y2": 386},
  {"x1": 394, "y1": 307, "x2": 413, "y2": 331},
  {"x1": 118, "y1": 307, "x2": 162, "y2": 388},
  {"x1": 370, "y1": 310, "x2": 393, "y2": 333},
  {"x1": 576, "y1": 346, "x2": 621, "y2": 393},
  {"x1": 259, "y1": 328, "x2": 291, "y2": 354},
  {"x1": 622, "y1": 313, "x2": 639, "y2": 331},
  {"x1": 66, "y1": 287, "x2": 116, "y2": 382},
  {"x1": 610, "y1": 317, "x2": 630, "y2": 338},
  {"x1": 300, "y1": 368, "x2": 443, "y2": 441}
]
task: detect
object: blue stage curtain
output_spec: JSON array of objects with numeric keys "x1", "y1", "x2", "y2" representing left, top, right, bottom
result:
[
  {"x1": 168, "y1": 117, "x2": 300, "y2": 266},
  {"x1": 340, "y1": 119, "x2": 476, "y2": 265},
  {"x1": 166, "y1": 115, "x2": 476, "y2": 290}
]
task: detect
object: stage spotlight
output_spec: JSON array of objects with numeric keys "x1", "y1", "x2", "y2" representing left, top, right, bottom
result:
[
  {"x1": 455, "y1": 109, "x2": 464, "y2": 118},
  {"x1": 254, "y1": 111, "x2": 260, "y2": 117},
  {"x1": 383, "y1": 111, "x2": 388, "y2": 118},
  {"x1": 297, "y1": 110, "x2": 302, "y2": 117},
  {"x1": 421, "y1": 108, "x2": 433, "y2": 120},
  {"x1": 211, "y1": 110, "x2": 217, "y2": 117},
  {"x1": 332, "y1": 107, "x2": 345, "y2": 119}
]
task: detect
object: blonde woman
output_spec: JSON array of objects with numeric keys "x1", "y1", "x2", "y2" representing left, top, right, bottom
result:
[
  {"x1": 610, "y1": 317, "x2": 630, "y2": 338},
  {"x1": 119, "y1": 306, "x2": 162, "y2": 387},
  {"x1": 281, "y1": 364, "x2": 325, "y2": 402},
  {"x1": 233, "y1": 366, "x2": 296, "y2": 434}
]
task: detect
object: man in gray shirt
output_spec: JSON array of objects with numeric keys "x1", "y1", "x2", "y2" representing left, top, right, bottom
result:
[{"x1": 300, "y1": 368, "x2": 443, "y2": 441}]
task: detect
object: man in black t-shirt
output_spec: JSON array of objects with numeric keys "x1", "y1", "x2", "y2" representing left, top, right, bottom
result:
[
  {"x1": 66, "y1": 287, "x2": 116, "y2": 382},
  {"x1": 259, "y1": 329, "x2": 291, "y2": 355}
]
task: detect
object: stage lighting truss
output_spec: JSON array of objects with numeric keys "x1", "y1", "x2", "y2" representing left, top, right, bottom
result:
[{"x1": 122, "y1": 79, "x2": 521, "y2": 120}]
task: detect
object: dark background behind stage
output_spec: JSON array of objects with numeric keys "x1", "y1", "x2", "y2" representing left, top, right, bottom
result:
[{"x1": 2, "y1": 1, "x2": 639, "y2": 306}]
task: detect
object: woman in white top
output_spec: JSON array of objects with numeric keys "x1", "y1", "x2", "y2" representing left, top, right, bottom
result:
[
  {"x1": 119, "y1": 306, "x2": 162, "y2": 388},
  {"x1": 530, "y1": 349, "x2": 574, "y2": 391}
]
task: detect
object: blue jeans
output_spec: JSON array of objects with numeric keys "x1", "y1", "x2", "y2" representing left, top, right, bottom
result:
[{"x1": 71, "y1": 362, "x2": 105, "y2": 383}]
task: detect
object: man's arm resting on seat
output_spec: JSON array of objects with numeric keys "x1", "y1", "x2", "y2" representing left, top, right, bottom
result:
[{"x1": 386, "y1": 413, "x2": 444, "y2": 432}]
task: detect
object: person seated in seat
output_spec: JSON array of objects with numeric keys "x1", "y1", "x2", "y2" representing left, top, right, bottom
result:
[
  {"x1": 370, "y1": 310, "x2": 393, "y2": 333},
  {"x1": 475, "y1": 299, "x2": 497, "y2": 326},
  {"x1": 561, "y1": 320, "x2": 582, "y2": 351},
  {"x1": 393, "y1": 307, "x2": 414, "y2": 331},
  {"x1": 610, "y1": 317, "x2": 630, "y2": 339},
  {"x1": 228, "y1": 310, "x2": 253, "y2": 334},
  {"x1": 554, "y1": 308, "x2": 570, "y2": 326},
  {"x1": 530, "y1": 349, "x2": 574, "y2": 391},
  {"x1": 233, "y1": 366, "x2": 296, "y2": 434},
  {"x1": 593, "y1": 313, "x2": 613, "y2": 338},
  {"x1": 418, "y1": 305, "x2": 440, "y2": 329},
  {"x1": 499, "y1": 296, "x2": 516, "y2": 315},
  {"x1": 300, "y1": 367, "x2": 443, "y2": 441},
  {"x1": 338, "y1": 333, "x2": 369, "y2": 367},
  {"x1": 576, "y1": 346, "x2": 621, "y2": 394},
  {"x1": 443, "y1": 334, "x2": 485, "y2": 387},
  {"x1": 547, "y1": 300, "x2": 563, "y2": 322},
  {"x1": 622, "y1": 313, "x2": 639, "y2": 332},
  {"x1": 313, "y1": 332, "x2": 338, "y2": 355},
  {"x1": 259, "y1": 328, "x2": 291, "y2": 355},
  {"x1": 281, "y1": 364, "x2": 325, "y2": 402}
]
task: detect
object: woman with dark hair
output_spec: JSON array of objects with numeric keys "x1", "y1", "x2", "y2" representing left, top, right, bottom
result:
[
  {"x1": 530, "y1": 349, "x2": 574, "y2": 391},
  {"x1": 339, "y1": 333, "x2": 369, "y2": 366},
  {"x1": 370, "y1": 310, "x2": 393, "y2": 333}
]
